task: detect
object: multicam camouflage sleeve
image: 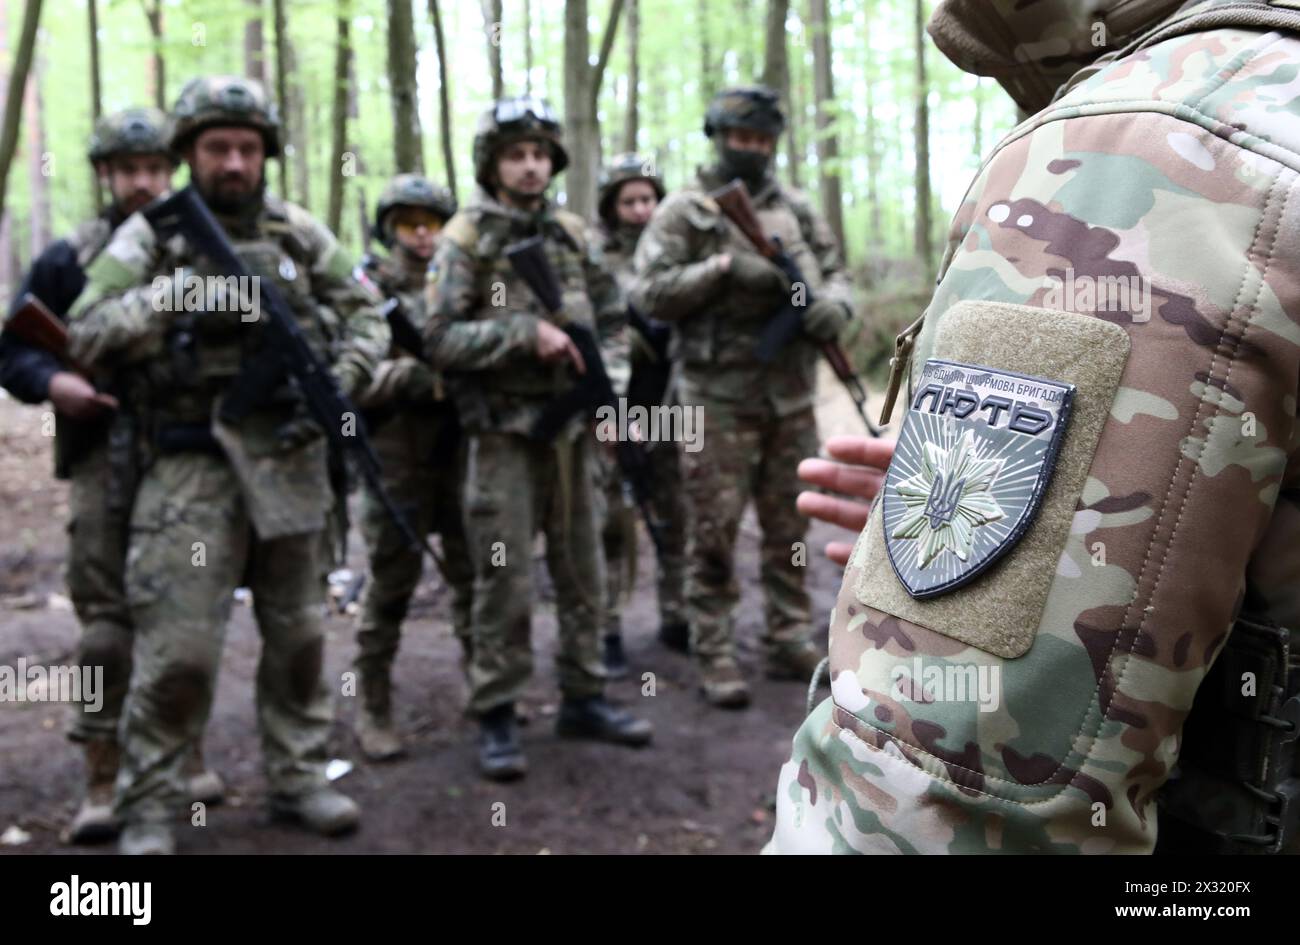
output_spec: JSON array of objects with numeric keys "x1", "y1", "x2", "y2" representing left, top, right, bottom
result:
[
  {"x1": 768, "y1": 22, "x2": 1300, "y2": 854},
  {"x1": 66, "y1": 214, "x2": 168, "y2": 366},
  {"x1": 630, "y1": 193, "x2": 730, "y2": 323},
  {"x1": 423, "y1": 235, "x2": 540, "y2": 371},
  {"x1": 583, "y1": 226, "x2": 631, "y2": 396}
]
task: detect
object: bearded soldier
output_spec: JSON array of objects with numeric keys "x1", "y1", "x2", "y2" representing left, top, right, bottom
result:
[
  {"x1": 592, "y1": 153, "x2": 689, "y2": 675},
  {"x1": 350, "y1": 173, "x2": 473, "y2": 760},
  {"x1": 67, "y1": 76, "x2": 387, "y2": 854},
  {"x1": 424, "y1": 97, "x2": 653, "y2": 781},
  {"x1": 632, "y1": 87, "x2": 856, "y2": 708},
  {"x1": 768, "y1": 0, "x2": 1300, "y2": 854},
  {"x1": 0, "y1": 108, "x2": 226, "y2": 843}
]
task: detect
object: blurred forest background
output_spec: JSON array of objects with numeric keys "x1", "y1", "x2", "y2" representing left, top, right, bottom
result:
[{"x1": 0, "y1": 0, "x2": 1020, "y2": 375}]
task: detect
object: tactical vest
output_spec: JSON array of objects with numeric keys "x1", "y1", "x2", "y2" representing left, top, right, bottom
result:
[
  {"x1": 143, "y1": 198, "x2": 333, "y2": 448},
  {"x1": 440, "y1": 203, "x2": 597, "y2": 429},
  {"x1": 671, "y1": 176, "x2": 825, "y2": 374}
]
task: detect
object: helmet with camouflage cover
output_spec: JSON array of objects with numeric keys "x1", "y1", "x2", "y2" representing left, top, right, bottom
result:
[
  {"x1": 373, "y1": 174, "x2": 458, "y2": 245},
  {"x1": 597, "y1": 153, "x2": 665, "y2": 226},
  {"x1": 703, "y1": 85, "x2": 786, "y2": 139},
  {"x1": 167, "y1": 75, "x2": 283, "y2": 158},
  {"x1": 87, "y1": 107, "x2": 174, "y2": 164},
  {"x1": 926, "y1": 0, "x2": 1186, "y2": 114},
  {"x1": 472, "y1": 96, "x2": 569, "y2": 191}
]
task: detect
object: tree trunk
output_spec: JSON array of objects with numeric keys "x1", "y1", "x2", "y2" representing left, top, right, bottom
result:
[
  {"x1": 864, "y1": 34, "x2": 880, "y2": 248},
  {"x1": 24, "y1": 50, "x2": 50, "y2": 257},
  {"x1": 696, "y1": 0, "x2": 714, "y2": 106},
  {"x1": 88, "y1": 0, "x2": 103, "y2": 212},
  {"x1": 427, "y1": 0, "x2": 457, "y2": 196},
  {"x1": 524, "y1": 0, "x2": 533, "y2": 96},
  {"x1": 622, "y1": 0, "x2": 638, "y2": 152},
  {"x1": 762, "y1": 0, "x2": 795, "y2": 185},
  {"x1": 807, "y1": 0, "x2": 843, "y2": 256},
  {"x1": 563, "y1": 0, "x2": 623, "y2": 219},
  {"x1": 327, "y1": 0, "x2": 350, "y2": 233},
  {"x1": 481, "y1": 0, "x2": 503, "y2": 100},
  {"x1": 734, "y1": 0, "x2": 756, "y2": 80},
  {"x1": 0, "y1": 0, "x2": 42, "y2": 224},
  {"x1": 88, "y1": 0, "x2": 102, "y2": 121},
  {"x1": 563, "y1": 0, "x2": 593, "y2": 217},
  {"x1": 787, "y1": 38, "x2": 803, "y2": 188},
  {"x1": 912, "y1": 0, "x2": 932, "y2": 273},
  {"x1": 973, "y1": 77, "x2": 984, "y2": 159},
  {"x1": 245, "y1": 0, "x2": 265, "y2": 83},
  {"x1": 287, "y1": 41, "x2": 309, "y2": 209},
  {"x1": 142, "y1": 0, "x2": 165, "y2": 110},
  {"x1": 388, "y1": 0, "x2": 424, "y2": 175}
]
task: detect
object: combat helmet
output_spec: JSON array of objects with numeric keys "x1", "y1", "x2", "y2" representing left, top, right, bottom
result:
[
  {"x1": 373, "y1": 174, "x2": 458, "y2": 245},
  {"x1": 472, "y1": 96, "x2": 569, "y2": 191},
  {"x1": 87, "y1": 107, "x2": 173, "y2": 164},
  {"x1": 167, "y1": 75, "x2": 282, "y2": 158},
  {"x1": 597, "y1": 153, "x2": 665, "y2": 226},
  {"x1": 703, "y1": 85, "x2": 786, "y2": 139}
]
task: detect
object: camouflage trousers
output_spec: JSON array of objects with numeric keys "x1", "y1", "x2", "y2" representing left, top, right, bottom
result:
[
  {"x1": 115, "y1": 452, "x2": 333, "y2": 825},
  {"x1": 678, "y1": 402, "x2": 818, "y2": 662},
  {"x1": 596, "y1": 440, "x2": 688, "y2": 635},
  {"x1": 64, "y1": 445, "x2": 133, "y2": 742},
  {"x1": 355, "y1": 411, "x2": 474, "y2": 706},
  {"x1": 461, "y1": 430, "x2": 606, "y2": 716}
]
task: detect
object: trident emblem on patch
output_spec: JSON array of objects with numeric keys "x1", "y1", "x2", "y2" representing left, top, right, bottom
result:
[{"x1": 882, "y1": 359, "x2": 1074, "y2": 599}]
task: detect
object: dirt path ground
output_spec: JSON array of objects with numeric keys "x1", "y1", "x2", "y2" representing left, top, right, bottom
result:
[{"x1": 0, "y1": 379, "x2": 889, "y2": 855}]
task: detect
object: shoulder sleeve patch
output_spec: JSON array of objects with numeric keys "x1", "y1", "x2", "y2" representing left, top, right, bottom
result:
[{"x1": 854, "y1": 300, "x2": 1130, "y2": 659}]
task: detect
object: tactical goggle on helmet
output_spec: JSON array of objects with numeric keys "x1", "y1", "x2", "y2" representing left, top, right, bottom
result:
[{"x1": 473, "y1": 95, "x2": 569, "y2": 190}]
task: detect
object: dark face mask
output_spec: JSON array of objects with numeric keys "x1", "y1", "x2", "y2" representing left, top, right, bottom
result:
[{"x1": 717, "y1": 145, "x2": 771, "y2": 191}]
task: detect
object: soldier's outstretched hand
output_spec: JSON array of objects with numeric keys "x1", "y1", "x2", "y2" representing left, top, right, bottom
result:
[
  {"x1": 536, "y1": 319, "x2": 586, "y2": 373},
  {"x1": 796, "y1": 435, "x2": 895, "y2": 566}
]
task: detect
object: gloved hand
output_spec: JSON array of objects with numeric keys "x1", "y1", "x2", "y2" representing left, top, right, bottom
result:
[
  {"x1": 802, "y1": 297, "x2": 850, "y2": 342},
  {"x1": 727, "y1": 252, "x2": 791, "y2": 298}
]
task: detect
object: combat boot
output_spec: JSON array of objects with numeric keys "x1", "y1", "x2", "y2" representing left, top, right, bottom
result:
[
  {"x1": 698, "y1": 657, "x2": 751, "y2": 709},
  {"x1": 270, "y1": 787, "x2": 360, "y2": 837},
  {"x1": 765, "y1": 641, "x2": 826, "y2": 683},
  {"x1": 478, "y1": 703, "x2": 527, "y2": 781},
  {"x1": 118, "y1": 822, "x2": 175, "y2": 856},
  {"x1": 356, "y1": 667, "x2": 405, "y2": 761},
  {"x1": 602, "y1": 633, "x2": 630, "y2": 678},
  {"x1": 556, "y1": 695, "x2": 653, "y2": 746},
  {"x1": 657, "y1": 620, "x2": 690, "y2": 654},
  {"x1": 184, "y1": 742, "x2": 227, "y2": 804},
  {"x1": 66, "y1": 738, "x2": 121, "y2": 844}
]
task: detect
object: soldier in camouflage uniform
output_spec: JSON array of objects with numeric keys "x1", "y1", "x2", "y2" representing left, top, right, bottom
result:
[
  {"x1": 592, "y1": 153, "x2": 690, "y2": 675},
  {"x1": 0, "y1": 108, "x2": 227, "y2": 844},
  {"x1": 67, "y1": 76, "x2": 387, "y2": 854},
  {"x1": 350, "y1": 173, "x2": 473, "y2": 760},
  {"x1": 768, "y1": 0, "x2": 1300, "y2": 854},
  {"x1": 424, "y1": 96, "x2": 653, "y2": 781},
  {"x1": 632, "y1": 86, "x2": 856, "y2": 708}
]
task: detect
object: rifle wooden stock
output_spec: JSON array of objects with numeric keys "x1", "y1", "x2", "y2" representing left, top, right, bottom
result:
[
  {"x1": 707, "y1": 179, "x2": 884, "y2": 437},
  {"x1": 710, "y1": 179, "x2": 779, "y2": 257},
  {"x1": 4, "y1": 293, "x2": 91, "y2": 374}
]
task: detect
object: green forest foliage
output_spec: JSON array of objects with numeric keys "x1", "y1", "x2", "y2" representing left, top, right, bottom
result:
[{"x1": 3, "y1": 0, "x2": 1020, "y2": 376}]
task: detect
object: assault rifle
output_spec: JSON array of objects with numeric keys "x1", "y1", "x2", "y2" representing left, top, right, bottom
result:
[
  {"x1": 710, "y1": 179, "x2": 882, "y2": 436},
  {"x1": 143, "y1": 185, "x2": 434, "y2": 559},
  {"x1": 505, "y1": 234, "x2": 666, "y2": 555}
]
